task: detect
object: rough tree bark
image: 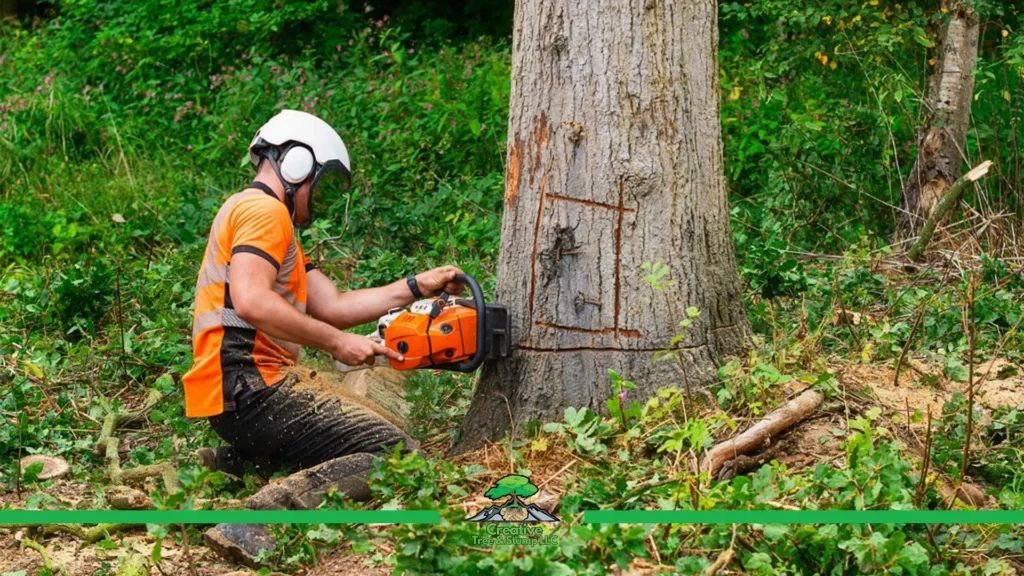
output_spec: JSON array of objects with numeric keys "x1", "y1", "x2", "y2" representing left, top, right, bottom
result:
[
  {"x1": 455, "y1": 0, "x2": 749, "y2": 453},
  {"x1": 899, "y1": 1, "x2": 979, "y2": 239}
]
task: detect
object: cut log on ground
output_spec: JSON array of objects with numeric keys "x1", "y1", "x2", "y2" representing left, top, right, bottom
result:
[{"x1": 700, "y1": 389, "x2": 824, "y2": 480}]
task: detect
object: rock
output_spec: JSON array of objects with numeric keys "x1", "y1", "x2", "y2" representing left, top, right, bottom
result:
[{"x1": 20, "y1": 455, "x2": 70, "y2": 480}]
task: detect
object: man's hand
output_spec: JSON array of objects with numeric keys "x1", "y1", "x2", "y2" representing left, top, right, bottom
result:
[
  {"x1": 415, "y1": 265, "x2": 465, "y2": 297},
  {"x1": 332, "y1": 332, "x2": 404, "y2": 367}
]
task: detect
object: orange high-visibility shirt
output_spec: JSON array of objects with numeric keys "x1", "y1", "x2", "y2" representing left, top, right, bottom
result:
[{"x1": 182, "y1": 184, "x2": 313, "y2": 418}]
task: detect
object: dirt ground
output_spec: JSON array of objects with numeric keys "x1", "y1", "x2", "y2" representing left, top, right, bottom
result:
[
  {"x1": 838, "y1": 357, "x2": 1024, "y2": 426},
  {"x1": 0, "y1": 529, "x2": 236, "y2": 576},
  {"x1": 0, "y1": 528, "x2": 394, "y2": 576}
]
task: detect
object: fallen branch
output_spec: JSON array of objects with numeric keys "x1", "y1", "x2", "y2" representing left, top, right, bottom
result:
[
  {"x1": 700, "y1": 389, "x2": 825, "y2": 480},
  {"x1": 704, "y1": 547, "x2": 735, "y2": 576},
  {"x1": 106, "y1": 437, "x2": 122, "y2": 484},
  {"x1": 105, "y1": 437, "x2": 180, "y2": 494},
  {"x1": 83, "y1": 523, "x2": 143, "y2": 544},
  {"x1": 106, "y1": 485, "x2": 243, "y2": 510},
  {"x1": 122, "y1": 462, "x2": 181, "y2": 494},
  {"x1": 907, "y1": 160, "x2": 992, "y2": 262},
  {"x1": 96, "y1": 377, "x2": 181, "y2": 495},
  {"x1": 21, "y1": 537, "x2": 71, "y2": 576},
  {"x1": 3, "y1": 523, "x2": 143, "y2": 544},
  {"x1": 705, "y1": 525, "x2": 738, "y2": 576},
  {"x1": 95, "y1": 388, "x2": 164, "y2": 453},
  {"x1": 716, "y1": 439, "x2": 786, "y2": 481}
]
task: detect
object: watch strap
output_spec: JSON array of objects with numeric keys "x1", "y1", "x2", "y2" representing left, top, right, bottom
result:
[{"x1": 407, "y1": 275, "x2": 425, "y2": 299}]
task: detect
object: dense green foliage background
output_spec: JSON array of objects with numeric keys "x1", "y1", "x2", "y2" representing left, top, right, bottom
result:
[{"x1": 2, "y1": 0, "x2": 1024, "y2": 574}]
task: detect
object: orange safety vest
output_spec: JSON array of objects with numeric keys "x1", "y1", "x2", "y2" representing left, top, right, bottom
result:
[{"x1": 182, "y1": 182, "x2": 312, "y2": 418}]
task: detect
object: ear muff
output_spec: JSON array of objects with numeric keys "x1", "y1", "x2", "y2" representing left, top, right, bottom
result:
[{"x1": 279, "y1": 145, "x2": 315, "y2": 185}]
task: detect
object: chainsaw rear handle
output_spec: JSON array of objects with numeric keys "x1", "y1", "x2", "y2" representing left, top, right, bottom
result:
[{"x1": 435, "y1": 273, "x2": 486, "y2": 373}]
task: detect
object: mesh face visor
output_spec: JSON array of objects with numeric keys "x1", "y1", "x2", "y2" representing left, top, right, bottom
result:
[{"x1": 305, "y1": 160, "x2": 351, "y2": 227}]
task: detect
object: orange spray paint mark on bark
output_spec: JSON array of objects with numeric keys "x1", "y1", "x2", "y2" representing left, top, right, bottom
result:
[
  {"x1": 505, "y1": 136, "x2": 523, "y2": 206},
  {"x1": 528, "y1": 112, "x2": 550, "y2": 187}
]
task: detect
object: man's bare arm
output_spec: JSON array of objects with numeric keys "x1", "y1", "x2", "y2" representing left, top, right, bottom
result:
[
  {"x1": 229, "y1": 253, "x2": 402, "y2": 366},
  {"x1": 305, "y1": 266, "x2": 465, "y2": 331}
]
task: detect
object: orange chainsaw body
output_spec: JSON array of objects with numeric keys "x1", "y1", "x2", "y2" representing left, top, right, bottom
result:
[{"x1": 383, "y1": 304, "x2": 479, "y2": 370}]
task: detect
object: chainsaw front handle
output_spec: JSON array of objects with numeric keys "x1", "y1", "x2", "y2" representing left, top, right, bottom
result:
[
  {"x1": 332, "y1": 333, "x2": 386, "y2": 374},
  {"x1": 437, "y1": 273, "x2": 486, "y2": 373},
  {"x1": 334, "y1": 355, "x2": 390, "y2": 374}
]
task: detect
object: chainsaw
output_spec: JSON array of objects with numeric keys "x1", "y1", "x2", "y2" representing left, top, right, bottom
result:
[{"x1": 335, "y1": 274, "x2": 511, "y2": 373}]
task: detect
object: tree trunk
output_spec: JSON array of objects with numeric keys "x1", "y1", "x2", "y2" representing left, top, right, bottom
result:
[
  {"x1": 898, "y1": 2, "x2": 979, "y2": 239},
  {"x1": 455, "y1": 0, "x2": 749, "y2": 453}
]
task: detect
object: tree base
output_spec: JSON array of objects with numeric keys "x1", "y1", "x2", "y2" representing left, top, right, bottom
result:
[{"x1": 452, "y1": 343, "x2": 733, "y2": 455}]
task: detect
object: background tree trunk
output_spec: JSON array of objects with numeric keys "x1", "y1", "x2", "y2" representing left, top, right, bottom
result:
[
  {"x1": 455, "y1": 0, "x2": 749, "y2": 453},
  {"x1": 898, "y1": 2, "x2": 979, "y2": 240}
]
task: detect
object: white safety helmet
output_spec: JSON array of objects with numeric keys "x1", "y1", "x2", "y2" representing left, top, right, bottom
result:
[{"x1": 249, "y1": 110, "x2": 351, "y2": 226}]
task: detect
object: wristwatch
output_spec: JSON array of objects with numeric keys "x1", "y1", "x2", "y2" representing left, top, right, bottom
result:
[{"x1": 407, "y1": 275, "x2": 425, "y2": 299}]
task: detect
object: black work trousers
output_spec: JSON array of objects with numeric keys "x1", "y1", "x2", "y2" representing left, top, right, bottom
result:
[{"x1": 207, "y1": 371, "x2": 414, "y2": 509}]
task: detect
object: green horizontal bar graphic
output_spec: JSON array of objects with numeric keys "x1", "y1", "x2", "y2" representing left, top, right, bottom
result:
[
  {"x1": 0, "y1": 510, "x2": 439, "y2": 525},
  {"x1": 585, "y1": 510, "x2": 1024, "y2": 524}
]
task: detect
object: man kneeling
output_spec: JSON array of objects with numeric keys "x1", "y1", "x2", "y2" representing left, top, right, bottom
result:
[{"x1": 182, "y1": 110, "x2": 463, "y2": 564}]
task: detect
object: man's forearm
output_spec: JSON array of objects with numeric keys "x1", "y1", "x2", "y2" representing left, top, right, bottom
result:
[{"x1": 324, "y1": 279, "x2": 415, "y2": 329}]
